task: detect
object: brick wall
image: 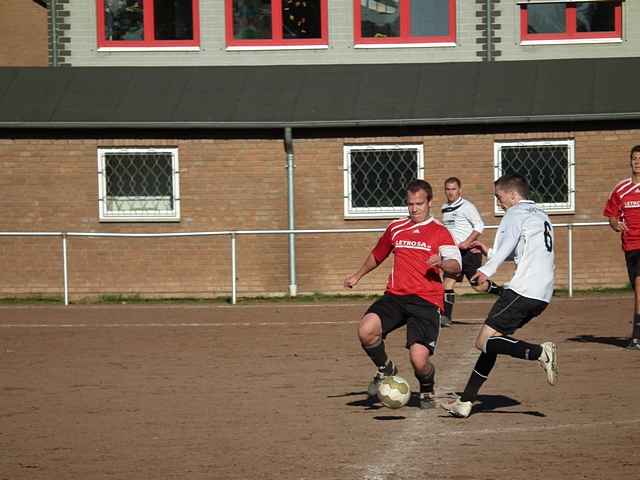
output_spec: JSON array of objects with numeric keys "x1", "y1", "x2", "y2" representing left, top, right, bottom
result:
[
  {"x1": 0, "y1": 124, "x2": 635, "y2": 299},
  {"x1": 0, "y1": 0, "x2": 48, "y2": 66}
]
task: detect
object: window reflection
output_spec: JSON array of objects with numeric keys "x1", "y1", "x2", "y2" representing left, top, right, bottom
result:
[
  {"x1": 233, "y1": 0, "x2": 273, "y2": 39},
  {"x1": 576, "y1": 2, "x2": 615, "y2": 32},
  {"x1": 527, "y1": 4, "x2": 565, "y2": 34},
  {"x1": 361, "y1": 0, "x2": 400, "y2": 38},
  {"x1": 104, "y1": 0, "x2": 144, "y2": 41},
  {"x1": 282, "y1": 0, "x2": 321, "y2": 39}
]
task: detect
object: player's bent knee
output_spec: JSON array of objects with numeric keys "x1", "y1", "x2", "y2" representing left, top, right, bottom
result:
[
  {"x1": 358, "y1": 314, "x2": 382, "y2": 346},
  {"x1": 409, "y1": 344, "x2": 431, "y2": 371}
]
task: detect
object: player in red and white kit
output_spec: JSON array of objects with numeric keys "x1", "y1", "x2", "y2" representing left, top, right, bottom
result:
[
  {"x1": 604, "y1": 145, "x2": 640, "y2": 350},
  {"x1": 344, "y1": 179, "x2": 461, "y2": 409}
]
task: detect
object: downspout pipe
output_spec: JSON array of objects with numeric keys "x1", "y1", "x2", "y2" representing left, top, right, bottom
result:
[
  {"x1": 284, "y1": 127, "x2": 297, "y2": 297},
  {"x1": 50, "y1": 0, "x2": 58, "y2": 67},
  {"x1": 486, "y1": 0, "x2": 493, "y2": 63}
]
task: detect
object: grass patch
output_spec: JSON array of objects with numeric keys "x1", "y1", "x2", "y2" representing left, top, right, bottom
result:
[
  {"x1": 552, "y1": 285, "x2": 632, "y2": 297},
  {"x1": 0, "y1": 286, "x2": 632, "y2": 306},
  {"x1": 0, "y1": 296, "x2": 63, "y2": 305}
]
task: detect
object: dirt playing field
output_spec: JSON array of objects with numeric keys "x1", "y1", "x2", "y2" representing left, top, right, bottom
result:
[{"x1": 1, "y1": 295, "x2": 639, "y2": 480}]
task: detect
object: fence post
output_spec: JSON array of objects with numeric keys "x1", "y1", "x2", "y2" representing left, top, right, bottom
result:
[
  {"x1": 568, "y1": 224, "x2": 573, "y2": 298},
  {"x1": 62, "y1": 233, "x2": 69, "y2": 306},
  {"x1": 231, "y1": 233, "x2": 237, "y2": 305}
]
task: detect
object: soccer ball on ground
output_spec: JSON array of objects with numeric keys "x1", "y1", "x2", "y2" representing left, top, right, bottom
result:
[{"x1": 377, "y1": 375, "x2": 411, "y2": 409}]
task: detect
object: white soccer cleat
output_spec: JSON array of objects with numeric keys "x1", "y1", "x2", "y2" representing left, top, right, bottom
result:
[
  {"x1": 440, "y1": 396, "x2": 472, "y2": 418},
  {"x1": 626, "y1": 338, "x2": 640, "y2": 351},
  {"x1": 539, "y1": 342, "x2": 558, "y2": 386}
]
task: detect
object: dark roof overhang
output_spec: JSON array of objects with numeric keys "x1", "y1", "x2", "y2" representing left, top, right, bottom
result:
[{"x1": 1, "y1": 58, "x2": 639, "y2": 129}]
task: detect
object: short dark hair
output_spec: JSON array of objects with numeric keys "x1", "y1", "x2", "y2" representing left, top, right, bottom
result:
[
  {"x1": 406, "y1": 179, "x2": 433, "y2": 201},
  {"x1": 494, "y1": 174, "x2": 529, "y2": 198},
  {"x1": 444, "y1": 177, "x2": 461, "y2": 188},
  {"x1": 631, "y1": 145, "x2": 640, "y2": 158}
]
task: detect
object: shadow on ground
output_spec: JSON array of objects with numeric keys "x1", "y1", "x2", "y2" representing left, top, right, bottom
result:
[
  {"x1": 567, "y1": 334, "x2": 629, "y2": 348},
  {"x1": 439, "y1": 393, "x2": 545, "y2": 418},
  {"x1": 335, "y1": 391, "x2": 545, "y2": 417}
]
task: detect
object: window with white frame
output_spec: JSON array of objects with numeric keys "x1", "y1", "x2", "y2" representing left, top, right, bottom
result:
[
  {"x1": 344, "y1": 144, "x2": 424, "y2": 219},
  {"x1": 493, "y1": 140, "x2": 575, "y2": 214},
  {"x1": 98, "y1": 148, "x2": 181, "y2": 222}
]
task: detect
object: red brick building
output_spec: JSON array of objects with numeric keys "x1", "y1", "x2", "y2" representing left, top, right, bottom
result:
[
  {"x1": 0, "y1": 62, "x2": 637, "y2": 300},
  {"x1": 0, "y1": 0, "x2": 48, "y2": 66}
]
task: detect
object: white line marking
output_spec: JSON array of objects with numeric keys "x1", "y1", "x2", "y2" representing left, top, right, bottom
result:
[
  {"x1": 0, "y1": 319, "x2": 488, "y2": 329},
  {"x1": 431, "y1": 417, "x2": 640, "y2": 438},
  {"x1": 0, "y1": 303, "x2": 373, "y2": 310},
  {"x1": 362, "y1": 321, "x2": 480, "y2": 480}
]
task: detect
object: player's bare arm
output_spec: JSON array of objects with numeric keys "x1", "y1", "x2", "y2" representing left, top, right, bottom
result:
[
  {"x1": 470, "y1": 270, "x2": 489, "y2": 287},
  {"x1": 469, "y1": 240, "x2": 489, "y2": 255},
  {"x1": 458, "y1": 230, "x2": 482, "y2": 250},
  {"x1": 427, "y1": 254, "x2": 461, "y2": 274},
  {"x1": 608, "y1": 216, "x2": 627, "y2": 232},
  {"x1": 344, "y1": 253, "x2": 379, "y2": 289}
]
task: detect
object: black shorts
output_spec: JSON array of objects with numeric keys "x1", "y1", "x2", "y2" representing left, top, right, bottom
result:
[
  {"x1": 443, "y1": 250, "x2": 482, "y2": 283},
  {"x1": 485, "y1": 289, "x2": 548, "y2": 336},
  {"x1": 365, "y1": 294, "x2": 440, "y2": 354},
  {"x1": 625, "y1": 250, "x2": 640, "y2": 289}
]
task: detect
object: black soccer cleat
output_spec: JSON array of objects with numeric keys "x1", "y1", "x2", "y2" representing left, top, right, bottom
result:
[
  {"x1": 419, "y1": 392, "x2": 436, "y2": 409},
  {"x1": 367, "y1": 360, "x2": 398, "y2": 397}
]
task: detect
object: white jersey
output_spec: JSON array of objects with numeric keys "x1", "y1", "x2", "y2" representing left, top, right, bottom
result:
[
  {"x1": 441, "y1": 197, "x2": 485, "y2": 245},
  {"x1": 478, "y1": 200, "x2": 555, "y2": 303}
]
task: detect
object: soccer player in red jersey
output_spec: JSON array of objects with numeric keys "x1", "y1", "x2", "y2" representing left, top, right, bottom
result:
[
  {"x1": 344, "y1": 179, "x2": 462, "y2": 409},
  {"x1": 604, "y1": 145, "x2": 640, "y2": 350}
]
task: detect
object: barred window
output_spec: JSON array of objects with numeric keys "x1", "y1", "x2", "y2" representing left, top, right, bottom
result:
[
  {"x1": 97, "y1": 148, "x2": 181, "y2": 222},
  {"x1": 343, "y1": 144, "x2": 424, "y2": 219},
  {"x1": 493, "y1": 140, "x2": 575, "y2": 214}
]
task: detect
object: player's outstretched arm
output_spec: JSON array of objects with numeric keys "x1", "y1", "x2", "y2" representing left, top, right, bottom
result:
[{"x1": 344, "y1": 253, "x2": 379, "y2": 289}]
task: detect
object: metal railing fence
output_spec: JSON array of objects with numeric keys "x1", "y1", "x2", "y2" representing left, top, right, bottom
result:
[{"x1": 0, "y1": 221, "x2": 610, "y2": 305}]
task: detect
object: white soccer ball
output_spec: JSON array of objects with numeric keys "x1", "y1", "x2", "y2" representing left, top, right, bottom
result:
[{"x1": 377, "y1": 375, "x2": 411, "y2": 409}]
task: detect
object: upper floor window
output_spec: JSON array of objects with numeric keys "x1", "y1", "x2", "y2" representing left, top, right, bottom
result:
[
  {"x1": 226, "y1": 0, "x2": 328, "y2": 48},
  {"x1": 494, "y1": 140, "x2": 575, "y2": 214},
  {"x1": 344, "y1": 144, "x2": 424, "y2": 219},
  {"x1": 97, "y1": 0, "x2": 200, "y2": 48},
  {"x1": 354, "y1": 0, "x2": 456, "y2": 46},
  {"x1": 520, "y1": 1, "x2": 621, "y2": 44}
]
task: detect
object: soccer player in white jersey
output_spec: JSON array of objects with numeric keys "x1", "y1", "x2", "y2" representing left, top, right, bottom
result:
[
  {"x1": 440, "y1": 177, "x2": 486, "y2": 326},
  {"x1": 441, "y1": 174, "x2": 558, "y2": 418},
  {"x1": 344, "y1": 180, "x2": 462, "y2": 409},
  {"x1": 604, "y1": 145, "x2": 640, "y2": 350}
]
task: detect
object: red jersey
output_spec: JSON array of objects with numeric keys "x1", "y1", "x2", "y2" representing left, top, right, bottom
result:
[
  {"x1": 371, "y1": 217, "x2": 459, "y2": 311},
  {"x1": 604, "y1": 178, "x2": 640, "y2": 251}
]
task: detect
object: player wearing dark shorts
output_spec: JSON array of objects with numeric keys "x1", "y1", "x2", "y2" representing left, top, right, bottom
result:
[
  {"x1": 366, "y1": 294, "x2": 441, "y2": 354},
  {"x1": 344, "y1": 180, "x2": 461, "y2": 410},
  {"x1": 604, "y1": 145, "x2": 640, "y2": 350},
  {"x1": 625, "y1": 250, "x2": 640, "y2": 289},
  {"x1": 485, "y1": 289, "x2": 548, "y2": 336},
  {"x1": 441, "y1": 177, "x2": 486, "y2": 326},
  {"x1": 441, "y1": 174, "x2": 558, "y2": 419}
]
